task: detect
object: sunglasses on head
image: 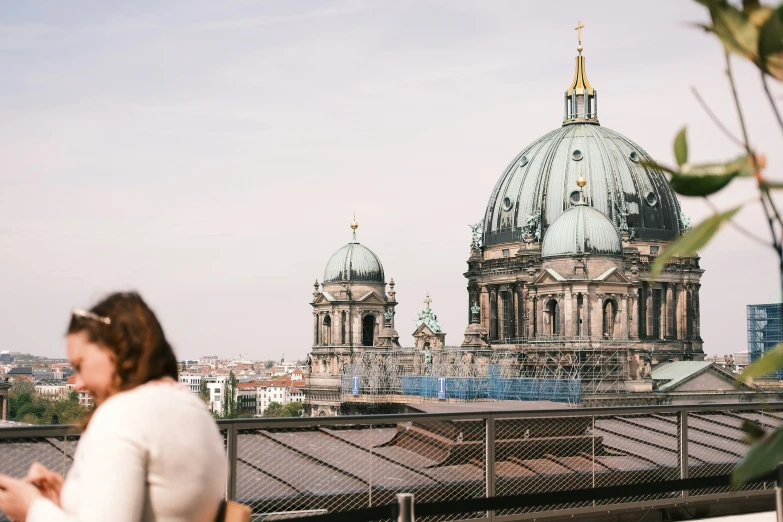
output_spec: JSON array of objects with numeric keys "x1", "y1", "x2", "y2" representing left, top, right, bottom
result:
[{"x1": 71, "y1": 308, "x2": 111, "y2": 325}]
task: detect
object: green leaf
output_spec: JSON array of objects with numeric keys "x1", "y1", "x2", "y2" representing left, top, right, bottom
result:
[
  {"x1": 651, "y1": 205, "x2": 742, "y2": 280},
  {"x1": 738, "y1": 342, "x2": 783, "y2": 382},
  {"x1": 669, "y1": 156, "x2": 751, "y2": 197},
  {"x1": 670, "y1": 171, "x2": 738, "y2": 196},
  {"x1": 759, "y1": 5, "x2": 783, "y2": 58},
  {"x1": 742, "y1": 419, "x2": 767, "y2": 445},
  {"x1": 674, "y1": 127, "x2": 688, "y2": 166},
  {"x1": 733, "y1": 424, "x2": 783, "y2": 488}
]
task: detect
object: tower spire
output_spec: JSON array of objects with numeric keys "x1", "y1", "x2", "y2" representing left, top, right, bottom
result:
[
  {"x1": 350, "y1": 213, "x2": 358, "y2": 242},
  {"x1": 564, "y1": 20, "x2": 598, "y2": 125}
]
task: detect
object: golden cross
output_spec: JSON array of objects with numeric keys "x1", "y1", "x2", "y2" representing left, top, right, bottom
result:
[
  {"x1": 424, "y1": 292, "x2": 432, "y2": 310},
  {"x1": 575, "y1": 20, "x2": 585, "y2": 43}
]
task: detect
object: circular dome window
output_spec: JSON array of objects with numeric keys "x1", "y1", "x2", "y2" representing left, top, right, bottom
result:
[
  {"x1": 519, "y1": 155, "x2": 528, "y2": 167},
  {"x1": 572, "y1": 149, "x2": 583, "y2": 161},
  {"x1": 629, "y1": 151, "x2": 640, "y2": 163},
  {"x1": 645, "y1": 191, "x2": 658, "y2": 207},
  {"x1": 569, "y1": 190, "x2": 581, "y2": 204},
  {"x1": 502, "y1": 197, "x2": 514, "y2": 211}
]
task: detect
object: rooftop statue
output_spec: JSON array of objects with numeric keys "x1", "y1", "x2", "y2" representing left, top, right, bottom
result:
[
  {"x1": 415, "y1": 293, "x2": 442, "y2": 333},
  {"x1": 469, "y1": 222, "x2": 483, "y2": 250}
]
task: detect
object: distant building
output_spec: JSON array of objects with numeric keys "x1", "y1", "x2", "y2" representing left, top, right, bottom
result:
[
  {"x1": 65, "y1": 375, "x2": 93, "y2": 408},
  {"x1": 0, "y1": 351, "x2": 12, "y2": 364},
  {"x1": 748, "y1": 291, "x2": 783, "y2": 378},
  {"x1": 236, "y1": 383, "x2": 258, "y2": 414},
  {"x1": 7, "y1": 367, "x2": 34, "y2": 383},
  {"x1": 179, "y1": 373, "x2": 203, "y2": 394},
  {"x1": 198, "y1": 356, "x2": 219, "y2": 368},
  {"x1": 35, "y1": 381, "x2": 68, "y2": 400},
  {"x1": 272, "y1": 362, "x2": 306, "y2": 377}
]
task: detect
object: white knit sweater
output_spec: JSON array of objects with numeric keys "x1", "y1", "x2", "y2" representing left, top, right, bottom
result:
[{"x1": 27, "y1": 382, "x2": 226, "y2": 522}]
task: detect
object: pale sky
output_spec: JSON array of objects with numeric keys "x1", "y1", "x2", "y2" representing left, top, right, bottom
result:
[{"x1": 1, "y1": 1, "x2": 781, "y2": 361}]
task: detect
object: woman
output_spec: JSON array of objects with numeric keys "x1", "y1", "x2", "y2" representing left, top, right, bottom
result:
[{"x1": 0, "y1": 292, "x2": 226, "y2": 522}]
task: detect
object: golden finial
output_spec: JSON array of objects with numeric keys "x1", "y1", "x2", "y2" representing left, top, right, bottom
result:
[
  {"x1": 576, "y1": 176, "x2": 587, "y2": 188},
  {"x1": 350, "y1": 211, "x2": 358, "y2": 230},
  {"x1": 575, "y1": 20, "x2": 585, "y2": 54}
]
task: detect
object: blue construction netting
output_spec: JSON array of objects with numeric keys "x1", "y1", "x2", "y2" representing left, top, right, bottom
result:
[
  {"x1": 748, "y1": 303, "x2": 783, "y2": 378},
  {"x1": 343, "y1": 371, "x2": 581, "y2": 404}
]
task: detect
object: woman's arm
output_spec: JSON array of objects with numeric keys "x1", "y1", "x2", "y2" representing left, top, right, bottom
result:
[{"x1": 27, "y1": 408, "x2": 149, "y2": 522}]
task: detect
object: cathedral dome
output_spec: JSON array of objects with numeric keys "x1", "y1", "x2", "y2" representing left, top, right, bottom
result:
[
  {"x1": 541, "y1": 199, "x2": 622, "y2": 258},
  {"x1": 482, "y1": 48, "x2": 683, "y2": 248},
  {"x1": 323, "y1": 241, "x2": 385, "y2": 283}
]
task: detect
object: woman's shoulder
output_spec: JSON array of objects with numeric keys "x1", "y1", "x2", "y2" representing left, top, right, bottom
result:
[{"x1": 91, "y1": 381, "x2": 211, "y2": 431}]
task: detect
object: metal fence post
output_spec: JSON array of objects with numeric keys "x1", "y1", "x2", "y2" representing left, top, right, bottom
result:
[
  {"x1": 776, "y1": 464, "x2": 783, "y2": 522},
  {"x1": 396, "y1": 493, "x2": 415, "y2": 522},
  {"x1": 486, "y1": 414, "x2": 496, "y2": 522},
  {"x1": 226, "y1": 423, "x2": 238, "y2": 501},
  {"x1": 678, "y1": 410, "x2": 689, "y2": 501}
]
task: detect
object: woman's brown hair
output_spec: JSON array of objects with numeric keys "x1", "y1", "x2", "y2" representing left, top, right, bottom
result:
[{"x1": 68, "y1": 291, "x2": 178, "y2": 399}]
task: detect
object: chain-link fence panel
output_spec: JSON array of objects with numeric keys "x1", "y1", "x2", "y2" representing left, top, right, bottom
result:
[
  {"x1": 494, "y1": 414, "x2": 598, "y2": 516},
  {"x1": 0, "y1": 432, "x2": 78, "y2": 522},
  {"x1": 233, "y1": 419, "x2": 487, "y2": 521},
  {"x1": 688, "y1": 410, "x2": 774, "y2": 497},
  {"x1": 592, "y1": 413, "x2": 682, "y2": 506}
]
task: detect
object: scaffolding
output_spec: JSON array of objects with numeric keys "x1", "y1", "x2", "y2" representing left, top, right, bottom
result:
[
  {"x1": 748, "y1": 303, "x2": 783, "y2": 378},
  {"x1": 340, "y1": 337, "x2": 630, "y2": 405}
]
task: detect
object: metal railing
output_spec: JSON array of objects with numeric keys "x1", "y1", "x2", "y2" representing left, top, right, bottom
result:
[{"x1": 1, "y1": 402, "x2": 781, "y2": 522}]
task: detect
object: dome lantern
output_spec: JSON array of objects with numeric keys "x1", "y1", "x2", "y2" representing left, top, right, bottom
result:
[{"x1": 564, "y1": 20, "x2": 598, "y2": 125}]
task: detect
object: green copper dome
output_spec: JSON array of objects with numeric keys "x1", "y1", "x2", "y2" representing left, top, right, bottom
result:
[
  {"x1": 323, "y1": 241, "x2": 385, "y2": 283},
  {"x1": 541, "y1": 201, "x2": 622, "y2": 258},
  {"x1": 483, "y1": 123, "x2": 684, "y2": 247}
]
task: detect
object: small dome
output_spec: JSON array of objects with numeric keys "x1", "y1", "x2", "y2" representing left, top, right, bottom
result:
[
  {"x1": 324, "y1": 242, "x2": 385, "y2": 283},
  {"x1": 542, "y1": 202, "x2": 622, "y2": 258}
]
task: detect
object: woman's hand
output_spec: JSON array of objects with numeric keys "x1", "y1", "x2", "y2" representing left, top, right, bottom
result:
[
  {"x1": 25, "y1": 463, "x2": 63, "y2": 506},
  {"x1": 0, "y1": 473, "x2": 42, "y2": 522}
]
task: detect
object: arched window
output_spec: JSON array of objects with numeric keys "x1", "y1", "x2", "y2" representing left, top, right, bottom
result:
[
  {"x1": 603, "y1": 300, "x2": 617, "y2": 338},
  {"x1": 362, "y1": 314, "x2": 375, "y2": 347},
  {"x1": 341, "y1": 311, "x2": 346, "y2": 345},
  {"x1": 323, "y1": 315, "x2": 332, "y2": 346},
  {"x1": 576, "y1": 295, "x2": 584, "y2": 337},
  {"x1": 546, "y1": 300, "x2": 560, "y2": 336}
]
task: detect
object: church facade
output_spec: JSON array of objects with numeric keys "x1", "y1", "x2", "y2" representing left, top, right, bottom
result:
[{"x1": 303, "y1": 30, "x2": 705, "y2": 415}]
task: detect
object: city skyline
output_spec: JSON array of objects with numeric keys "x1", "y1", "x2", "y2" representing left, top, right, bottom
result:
[{"x1": 1, "y1": 1, "x2": 781, "y2": 360}]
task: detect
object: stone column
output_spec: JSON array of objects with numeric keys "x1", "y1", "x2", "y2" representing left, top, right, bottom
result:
[
  {"x1": 536, "y1": 296, "x2": 545, "y2": 338},
  {"x1": 619, "y1": 294, "x2": 629, "y2": 339},
  {"x1": 313, "y1": 313, "x2": 319, "y2": 346},
  {"x1": 660, "y1": 284, "x2": 667, "y2": 339},
  {"x1": 675, "y1": 283, "x2": 684, "y2": 340},
  {"x1": 565, "y1": 290, "x2": 575, "y2": 338},
  {"x1": 590, "y1": 291, "x2": 601, "y2": 340},
  {"x1": 480, "y1": 285, "x2": 490, "y2": 334},
  {"x1": 665, "y1": 284, "x2": 674, "y2": 338},
  {"x1": 508, "y1": 285, "x2": 519, "y2": 337},
  {"x1": 489, "y1": 286, "x2": 498, "y2": 340},
  {"x1": 527, "y1": 290, "x2": 536, "y2": 338},
  {"x1": 629, "y1": 288, "x2": 639, "y2": 339},
  {"x1": 695, "y1": 285, "x2": 701, "y2": 341},
  {"x1": 645, "y1": 284, "x2": 653, "y2": 338},
  {"x1": 512, "y1": 285, "x2": 521, "y2": 341},
  {"x1": 497, "y1": 288, "x2": 505, "y2": 341}
]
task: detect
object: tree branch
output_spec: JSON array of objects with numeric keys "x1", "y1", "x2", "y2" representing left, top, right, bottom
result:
[
  {"x1": 762, "y1": 72, "x2": 783, "y2": 139},
  {"x1": 724, "y1": 51, "x2": 783, "y2": 301},
  {"x1": 691, "y1": 86, "x2": 745, "y2": 147},
  {"x1": 703, "y1": 197, "x2": 768, "y2": 246}
]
